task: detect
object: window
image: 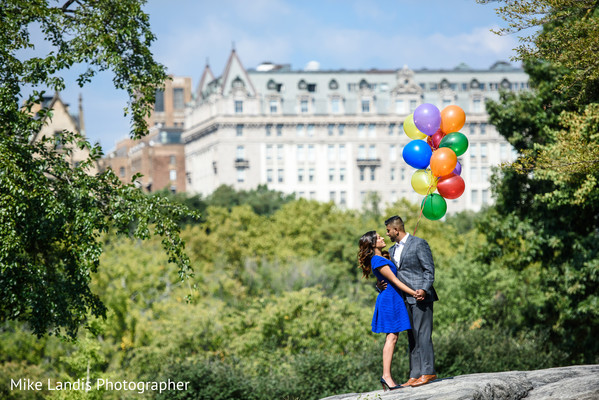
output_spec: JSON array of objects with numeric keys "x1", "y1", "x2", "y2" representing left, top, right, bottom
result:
[
  {"x1": 358, "y1": 145, "x2": 366, "y2": 159},
  {"x1": 370, "y1": 167, "x2": 375, "y2": 181},
  {"x1": 269, "y1": 99, "x2": 278, "y2": 113},
  {"x1": 482, "y1": 189, "x2": 489, "y2": 204},
  {"x1": 297, "y1": 145, "x2": 305, "y2": 161},
  {"x1": 340, "y1": 191, "x2": 346, "y2": 205},
  {"x1": 297, "y1": 124, "x2": 305, "y2": 136},
  {"x1": 480, "y1": 143, "x2": 488, "y2": 158},
  {"x1": 390, "y1": 167, "x2": 396, "y2": 181},
  {"x1": 358, "y1": 124, "x2": 365, "y2": 137},
  {"x1": 329, "y1": 191, "x2": 336, "y2": 201},
  {"x1": 340, "y1": 167, "x2": 346, "y2": 182},
  {"x1": 278, "y1": 169, "x2": 284, "y2": 183},
  {"x1": 298, "y1": 168, "x2": 304, "y2": 182},
  {"x1": 300, "y1": 99, "x2": 309, "y2": 113},
  {"x1": 471, "y1": 190, "x2": 479, "y2": 204},
  {"x1": 119, "y1": 166, "x2": 125, "y2": 177},
  {"x1": 338, "y1": 124, "x2": 345, "y2": 136},
  {"x1": 308, "y1": 145, "x2": 315, "y2": 161},
  {"x1": 331, "y1": 98, "x2": 340, "y2": 113},
  {"x1": 309, "y1": 168, "x2": 315, "y2": 182},
  {"x1": 409, "y1": 100, "x2": 417, "y2": 112},
  {"x1": 277, "y1": 144, "x2": 283, "y2": 160},
  {"x1": 470, "y1": 166, "x2": 478, "y2": 182},
  {"x1": 237, "y1": 168, "x2": 245, "y2": 183},
  {"x1": 329, "y1": 168, "x2": 335, "y2": 182},
  {"x1": 155, "y1": 90, "x2": 164, "y2": 112},
  {"x1": 480, "y1": 123, "x2": 487, "y2": 135},
  {"x1": 307, "y1": 124, "x2": 314, "y2": 137},
  {"x1": 500, "y1": 143, "x2": 508, "y2": 160},
  {"x1": 236, "y1": 145, "x2": 245, "y2": 159},
  {"x1": 360, "y1": 168, "x2": 365, "y2": 181},
  {"x1": 395, "y1": 99, "x2": 405, "y2": 114},
  {"x1": 473, "y1": 99, "x2": 482, "y2": 113},
  {"x1": 328, "y1": 145, "x2": 335, "y2": 161},
  {"x1": 388, "y1": 123, "x2": 395, "y2": 136},
  {"x1": 267, "y1": 169, "x2": 273, "y2": 183},
  {"x1": 481, "y1": 167, "x2": 489, "y2": 182},
  {"x1": 390, "y1": 144, "x2": 397, "y2": 162},
  {"x1": 309, "y1": 191, "x2": 316, "y2": 199},
  {"x1": 276, "y1": 124, "x2": 283, "y2": 136},
  {"x1": 361, "y1": 99, "x2": 370, "y2": 112},
  {"x1": 235, "y1": 100, "x2": 243, "y2": 113},
  {"x1": 170, "y1": 155, "x2": 176, "y2": 165},
  {"x1": 266, "y1": 145, "x2": 273, "y2": 160},
  {"x1": 54, "y1": 131, "x2": 63, "y2": 149},
  {"x1": 368, "y1": 144, "x2": 376, "y2": 159},
  {"x1": 470, "y1": 143, "x2": 478, "y2": 158},
  {"x1": 266, "y1": 124, "x2": 272, "y2": 136},
  {"x1": 236, "y1": 124, "x2": 243, "y2": 136},
  {"x1": 169, "y1": 170, "x2": 177, "y2": 181},
  {"x1": 173, "y1": 88, "x2": 184, "y2": 110},
  {"x1": 339, "y1": 144, "x2": 346, "y2": 161},
  {"x1": 368, "y1": 124, "x2": 376, "y2": 138},
  {"x1": 401, "y1": 168, "x2": 406, "y2": 181},
  {"x1": 328, "y1": 124, "x2": 334, "y2": 136}
]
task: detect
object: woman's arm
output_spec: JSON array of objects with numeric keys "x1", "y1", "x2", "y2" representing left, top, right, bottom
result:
[{"x1": 376, "y1": 265, "x2": 416, "y2": 297}]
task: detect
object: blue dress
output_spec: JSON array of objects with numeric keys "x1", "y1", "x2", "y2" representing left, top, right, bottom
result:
[{"x1": 371, "y1": 255, "x2": 411, "y2": 333}]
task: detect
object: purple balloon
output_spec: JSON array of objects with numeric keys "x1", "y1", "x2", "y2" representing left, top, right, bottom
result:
[
  {"x1": 452, "y1": 160, "x2": 462, "y2": 176},
  {"x1": 413, "y1": 103, "x2": 441, "y2": 136}
]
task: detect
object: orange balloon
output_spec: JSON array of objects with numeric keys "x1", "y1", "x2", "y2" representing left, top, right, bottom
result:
[
  {"x1": 430, "y1": 148, "x2": 457, "y2": 177},
  {"x1": 440, "y1": 105, "x2": 466, "y2": 134}
]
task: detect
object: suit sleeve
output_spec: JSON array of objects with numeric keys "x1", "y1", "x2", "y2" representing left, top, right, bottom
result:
[{"x1": 416, "y1": 239, "x2": 435, "y2": 293}]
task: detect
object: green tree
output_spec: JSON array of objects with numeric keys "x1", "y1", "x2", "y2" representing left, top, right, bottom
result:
[
  {"x1": 0, "y1": 0, "x2": 196, "y2": 337},
  {"x1": 478, "y1": 0, "x2": 599, "y2": 362}
]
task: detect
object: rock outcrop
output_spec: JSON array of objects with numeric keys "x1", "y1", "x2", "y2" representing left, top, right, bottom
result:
[{"x1": 320, "y1": 365, "x2": 599, "y2": 400}]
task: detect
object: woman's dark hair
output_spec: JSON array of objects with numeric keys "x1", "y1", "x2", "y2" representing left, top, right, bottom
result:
[{"x1": 358, "y1": 231, "x2": 377, "y2": 278}]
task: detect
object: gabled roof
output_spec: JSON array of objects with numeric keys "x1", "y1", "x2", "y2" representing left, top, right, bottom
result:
[
  {"x1": 196, "y1": 64, "x2": 215, "y2": 100},
  {"x1": 220, "y1": 49, "x2": 256, "y2": 96}
]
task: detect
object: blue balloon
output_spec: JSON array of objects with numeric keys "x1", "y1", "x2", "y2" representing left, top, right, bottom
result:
[{"x1": 402, "y1": 140, "x2": 432, "y2": 170}]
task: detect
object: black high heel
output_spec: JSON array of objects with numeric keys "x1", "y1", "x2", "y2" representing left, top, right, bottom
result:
[{"x1": 380, "y1": 377, "x2": 402, "y2": 391}]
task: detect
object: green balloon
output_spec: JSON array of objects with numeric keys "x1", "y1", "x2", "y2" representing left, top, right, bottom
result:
[
  {"x1": 421, "y1": 193, "x2": 447, "y2": 220},
  {"x1": 439, "y1": 132, "x2": 469, "y2": 157}
]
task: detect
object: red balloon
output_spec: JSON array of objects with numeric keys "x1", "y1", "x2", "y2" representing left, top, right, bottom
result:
[
  {"x1": 430, "y1": 148, "x2": 457, "y2": 177},
  {"x1": 427, "y1": 129, "x2": 445, "y2": 150},
  {"x1": 437, "y1": 173, "x2": 465, "y2": 199}
]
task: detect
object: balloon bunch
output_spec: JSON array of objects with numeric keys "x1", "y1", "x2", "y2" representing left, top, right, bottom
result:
[{"x1": 402, "y1": 104, "x2": 468, "y2": 221}]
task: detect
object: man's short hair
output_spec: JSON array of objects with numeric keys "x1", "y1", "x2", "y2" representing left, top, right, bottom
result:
[{"x1": 385, "y1": 215, "x2": 404, "y2": 229}]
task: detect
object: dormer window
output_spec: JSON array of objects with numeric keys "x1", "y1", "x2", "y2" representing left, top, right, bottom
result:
[
  {"x1": 359, "y1": 79, "x2": 369, "y2": 90},
  {"x1": 232, "y1": 76, "x2": 245, "y2": 89},
  {"x1": 329, "y1": 79, "x2": 339, "y2": 90},
  {"x1": 298, "y1": 79, "x2": 307, "y2": 90}
]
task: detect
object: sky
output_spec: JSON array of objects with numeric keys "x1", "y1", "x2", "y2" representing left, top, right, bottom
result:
[{"x1": 39, "y1": 0, "x2": 524, "y2": 151}]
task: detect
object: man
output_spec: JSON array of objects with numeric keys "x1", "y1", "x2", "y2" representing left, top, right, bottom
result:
[{"x1": 381, "y1": 215, "x2": 438, "y2": 387}]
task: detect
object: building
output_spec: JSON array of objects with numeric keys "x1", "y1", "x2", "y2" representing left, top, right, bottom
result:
[
  {"x1": 30, "y1": 92, "x2": 98, "y2": 174},
  {"x1": 183, "y1": 50, "x2": 528, "y2": 212},
  {"x1": 102, "y1": 75, "x2": 191, "y2": 193}
]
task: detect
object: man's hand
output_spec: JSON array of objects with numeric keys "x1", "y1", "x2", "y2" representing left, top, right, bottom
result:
[
  {"x1": 376, "y1": 279, "x2": 388, "y2": 292},
  {"x1": 414, "y1": 289, "x2": 426, "y2": 301}
]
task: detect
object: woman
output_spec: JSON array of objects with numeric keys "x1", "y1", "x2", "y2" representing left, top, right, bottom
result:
[{"x1": 358, "y1": 230, "x2": 416, "y2": 391}]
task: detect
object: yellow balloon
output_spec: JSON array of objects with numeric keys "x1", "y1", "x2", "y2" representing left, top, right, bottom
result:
[
  {"x1": 404, "y1": 113, "x2": 428, "y2": 140},
  {"x1": 411, "y1": 169, "x2": 438, "y2": 195}
]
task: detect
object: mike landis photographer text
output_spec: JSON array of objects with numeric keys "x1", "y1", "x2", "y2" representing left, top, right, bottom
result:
[{"x1": 10, "y1": 378, "x2": 190, "y2": 394}]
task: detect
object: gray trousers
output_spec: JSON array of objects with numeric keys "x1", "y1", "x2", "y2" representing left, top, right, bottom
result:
[{"x1": 405, "y1": 301, "x2": 435, "y2": 377}]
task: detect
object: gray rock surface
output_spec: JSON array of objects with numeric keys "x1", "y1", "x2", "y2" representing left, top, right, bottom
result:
[{"x1": 320, "y1": 365, "x2": 599, "y2": 400}]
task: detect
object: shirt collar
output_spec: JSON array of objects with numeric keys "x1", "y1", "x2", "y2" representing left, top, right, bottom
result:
[{"x1": 398, "y1": 232, "x2": 409, "y2": 245}]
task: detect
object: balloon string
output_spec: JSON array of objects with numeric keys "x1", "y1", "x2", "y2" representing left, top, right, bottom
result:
[{"x1": 413, "y1": 178, "x2": 436, "y2": 236}]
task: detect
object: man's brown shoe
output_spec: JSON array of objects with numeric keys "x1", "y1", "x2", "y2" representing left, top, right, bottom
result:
[
  {"x1": 411, "y1": 374, "x2": 437, "y2": 387},
  {"x1": 401, "y1": 377, "x2": 419, "y2": 387}
]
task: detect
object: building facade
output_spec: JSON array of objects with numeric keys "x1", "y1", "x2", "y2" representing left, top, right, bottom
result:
[
  {"x1": 31, "y1": 92, "x2": 98, "y2": 174},
  {"x1": 102, "y1": 75, "x2": 191, "y2": 193},
  {"x1": 183, "y1": 51, "x2": 528, "y2": 212}
]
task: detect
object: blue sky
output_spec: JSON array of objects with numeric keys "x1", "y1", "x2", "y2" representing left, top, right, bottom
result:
[{"x1": 42, "y1": 0, "x2": 523, "y2": 151}]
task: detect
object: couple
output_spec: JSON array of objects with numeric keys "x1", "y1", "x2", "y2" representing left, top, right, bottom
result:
[{"x1": 358, "y1": 215, "x2": 438, "y2": 391}]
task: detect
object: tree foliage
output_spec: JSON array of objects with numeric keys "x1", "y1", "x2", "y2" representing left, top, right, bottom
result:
[{"x1": 0, "y1": 0, "x2": 196, "y2": 337}]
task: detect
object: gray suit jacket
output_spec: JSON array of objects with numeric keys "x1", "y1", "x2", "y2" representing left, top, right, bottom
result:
[{"x1": 389, "y1": 235, "x2": 439, "y2": 305}]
